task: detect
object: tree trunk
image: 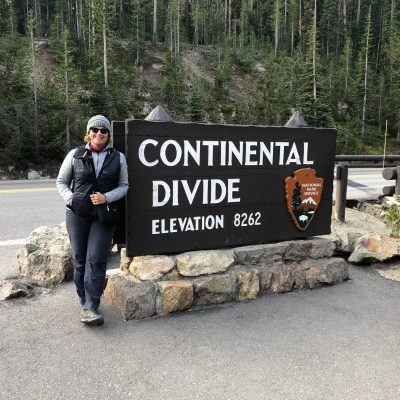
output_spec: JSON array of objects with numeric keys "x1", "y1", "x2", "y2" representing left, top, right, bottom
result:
[
  {"x1": 343, "y1": 0, "x2": 347, "y2": 36},
  {"x1": 356, "y1": 0, "x2": 362, "y2": 27},
  {"x1": 345, "y1": 40, "x2": 350, "y2": 94},
  {"x1": 284, "y1": 0, "x2": 287, "y2": 27},
  {"x1": 291, "y1": 5, "x2": 294, "y2": 56},
  {"x1": 64, "y1": 32, "x2": 70, "y2": 151},
  {"x1": 224, "y1": 0, "x2": 227, "y2": 35},
  {"x1": 75, "y1": 0, "x2": 80, "y2": 39},
  {"x1": 274, "y1": 0, "x2": 279, "y2": 57},
  {"x1": 102, "y1": 1, "x2": 108, "y2": 89},
  {"x1": 136, "y1": 13, "x2": 140, "y2": 63},
  {"x1": 361, "y1": 8, "x2": 371, "y2": 137},
  {"x1": 228, "y1": 0, "x2": 232, "y2": 38},
  {"x1": 29, "y1": 16, "x2": 39, "y2": 154},
  {"x1": 153, "y1": 0, "x2": 158, "y2": 43},
  {"x1": 312, "y1": 0, "x2": 317, "y2": 104},
  {"x1": 298, "y1": 0, "x2": 302, "y2": 44},
  {"x1": 34, "y1": 0, "x2": 41, "y2": 36},
  {"x1": 177, "y1": 0, "x2": 180, "y2": 55}
]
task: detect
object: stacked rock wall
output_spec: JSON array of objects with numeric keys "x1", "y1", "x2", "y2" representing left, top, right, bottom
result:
[{"x1": 104, "y1": 238, "x2": 349, "y2": 320}]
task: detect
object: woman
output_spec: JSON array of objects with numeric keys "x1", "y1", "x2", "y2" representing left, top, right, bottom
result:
[{"x1": 56, "y1": 115, "x2": 129, "y2": 326}]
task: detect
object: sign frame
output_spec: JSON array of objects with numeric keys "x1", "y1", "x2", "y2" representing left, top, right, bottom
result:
[{"x1": 125, "y1": 120, "x2": 336, "y2": 257}]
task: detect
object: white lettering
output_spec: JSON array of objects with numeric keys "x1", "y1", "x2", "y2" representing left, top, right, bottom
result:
[
  {"x1": 275, "y1": 142, "x2": 289, "y2": 165},
  {"x1": 183, "y1": 140, "x2": 201, "y2": 166},
  {"x1": 151, "y1": 215, "x2": 225, "y2": 235},
  {"x1": 152, "y1": 181, "x2": 170, "y2": 207},
  {"x1": 245, "y1": 142, "x2": 258, "y2": 166},
  {"x1": 181, "y1": 180, "x2": 201, "y2": 205},
  {"x1": 303, "y1": 142, "x2": 314, "y2": 164},
  {"x1": 220, "y1": 141, "x2": 226, "y2": 166},
  {"x1": 227, "y1": 179, "x2": 241, "y2": 202},
  {"x1": 228, "y1": 141, "x2": 243, "y2": 165},
  {"x1": 215, "y1": 215, "x2": 224, "y2": 229},
  {"x1": 139, "y1": 139, "x2": 315, "y2": 167},
  {"x1": 152, "y1": 219, "x2": 160, "y2": 234},
  {"x1": 160, "y1": 140, "x2": 182, "y2": 166},
  {"x1": 210, "y1": 179, "x2": 227, "y2": 204},
  {"x1": 172, "y1": 180, "x2": 179, "y2": 206},
  {"x1": 202, "y1": 179, "x2": 209, "y2": 204},
  {"x1": 170, "y1": 218, "x2": 177, "y2": 233},
  {"x1": 185, "y1": 218, "x2": 195, "y2": 231},
  {"x1": 286, "y1": 143, "x2": 301, "y2": 165},
  {"x1": 259, "y1": 142, "x2": 274, "y2": 165},
  {"x1": 202, "y1": 141, "x2": 219, "y2": 166},
  {"x1": 138, "y1": 139, "x2": 159, "y2": 167}
]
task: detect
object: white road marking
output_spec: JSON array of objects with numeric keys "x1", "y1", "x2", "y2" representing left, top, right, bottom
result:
[{"x1": 0, "y1": 239, "x2": 26, "y2": 246}]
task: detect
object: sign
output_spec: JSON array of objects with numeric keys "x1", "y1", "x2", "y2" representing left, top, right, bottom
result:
[{"x1": 125, "y1": 120, "x2": 336, "y2": 257}]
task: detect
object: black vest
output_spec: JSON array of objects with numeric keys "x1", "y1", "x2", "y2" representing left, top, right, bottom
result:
[{"x1": 70, "y1": 146, "x2": 120, "y2": 216}]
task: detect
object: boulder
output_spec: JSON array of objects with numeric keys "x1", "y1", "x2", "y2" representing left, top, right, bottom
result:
[
  {"x1": 325, "y1": 208, "x2": 390, "y2": 254},
  {"x1": 157, "y1": 281, "x2": 193, "y2": 315},
  {"x1": 0, "y1": 278, "x2": 50, "y2": 301},
  {"x1": 260, "y1": 263, "x2": 296, "y2": 295},
  {"x1": 284, "y1": 239, "x2": 335, "y2": 260},
  {"x1": 255, "y1": 62, "x2": 266, "y2": 73},
  {"x1": 35, "y1": 40, "x2": 49, "y2": 49},
  {"x1": 382, "y1": 196, "x2": 400, "y2": 209},
  {"x1": 372, "y1": 260, "x2": 400, "y2": 282},
  {"x1": 0, "y1": 169, "x2": 8, "y2": 180},
  {"x1": 177, "y1": 250, "x2": 235, "y2": 277},
  {"x1": 301, "y1": 258, "x2": 349, "y2": 289},
  {"x1": 129, "y1": 255, "x2": 175, "y2": 281},
  {"x1": 234, "y1": 239, "x2": 336, "y2": 266},
  {"x1": 193, "y1": 273, "x2": 237, "y2": 307},
  {"x1": 236, "y1": 270, "x2": 260, "y2": 300},
  {"x1": 27, "y1": 170, "x2": 41, "y2": 180},
  {"x1": 234, "y1": 243, "x2": 286, "y2": 266},
  {"x1": 143, "y1": 102, "x2": 153, "y2": 115},
  {"x1": 120, "y1": 247, "x2": 132, "y2": 272},
  {"x1": 348, "y1": 233, "x2": 400, "y2": 263},
  {"x1": 17, "y1": 223, "x2": 72, "y2": 284},
  {"x1": 104, "y1": 274, "x2": 157, "y2": 320}
]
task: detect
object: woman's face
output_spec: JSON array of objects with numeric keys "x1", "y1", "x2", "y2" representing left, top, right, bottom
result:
[{"x1": 89, "y1": 126, "x2": 109, "y2": 148}]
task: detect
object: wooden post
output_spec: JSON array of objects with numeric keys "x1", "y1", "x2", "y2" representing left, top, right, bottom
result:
[
  {"x1": 335, "y1": 162, "x2": 348, "y2": 222},
  {"x1": 396, "y1": 166, "x2": 400, "y2": 195},
  {"x1": 382, "y1": 166, "x2": 400, "y2": 196}
]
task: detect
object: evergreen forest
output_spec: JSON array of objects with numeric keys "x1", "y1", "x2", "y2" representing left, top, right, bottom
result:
[{"x1": 0, "y1": 0, "x2": 400, "y2": 170}]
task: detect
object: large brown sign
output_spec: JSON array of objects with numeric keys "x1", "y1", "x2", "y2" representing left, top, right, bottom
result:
[{"x1": 125, "y1": 120, "x2": 336, "y2": 257}]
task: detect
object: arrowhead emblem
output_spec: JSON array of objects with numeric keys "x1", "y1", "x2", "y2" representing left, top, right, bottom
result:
[{"x1": 285, "y1": 168, "x2": 324, "y2": 231}]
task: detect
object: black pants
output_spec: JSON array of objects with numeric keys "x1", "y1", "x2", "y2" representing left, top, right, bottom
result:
[{"x1": 66, "y1": 209, "x2": 115, "y2": 311}]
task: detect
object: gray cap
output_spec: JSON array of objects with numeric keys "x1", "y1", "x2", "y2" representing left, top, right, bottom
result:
[{"x1": 86, "y1": 115, "x2": 112, "y2": 133}]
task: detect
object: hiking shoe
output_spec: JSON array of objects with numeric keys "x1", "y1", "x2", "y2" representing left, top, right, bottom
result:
[{"x1": 80, "y1": 309, "x2": 104, "y2": 326}]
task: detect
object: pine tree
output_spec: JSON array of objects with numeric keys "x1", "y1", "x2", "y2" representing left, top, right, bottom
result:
[{"x1": 187, "y1": 79, "x2": 205, "y2": 122}]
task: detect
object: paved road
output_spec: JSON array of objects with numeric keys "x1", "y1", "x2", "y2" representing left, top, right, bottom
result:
[
  {"x1": 0, "y1": 179, "x2": 65, "y2": 279},
  {"x1": 1, "y1": 265, "x2": 400, "y2": 399},
  {"x1": 344, "y1": 168, "x2": 388, "y2": 201}
]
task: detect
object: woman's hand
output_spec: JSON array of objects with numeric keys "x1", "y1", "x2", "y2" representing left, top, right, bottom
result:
[{"x1": 90, "y1": 192, "x2": 107, "y2": 205}]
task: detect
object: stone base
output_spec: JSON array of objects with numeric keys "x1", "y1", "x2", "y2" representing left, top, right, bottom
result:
[{"x1": 104, "y1": 239, "x2": 349, "y2": 320}]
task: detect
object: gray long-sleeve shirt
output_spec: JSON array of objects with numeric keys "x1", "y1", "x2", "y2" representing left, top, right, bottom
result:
[{"x1": 56, "y1": 144, "x2": 129, "y2": 205}]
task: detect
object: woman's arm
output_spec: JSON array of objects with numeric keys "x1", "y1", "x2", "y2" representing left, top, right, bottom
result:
[
  {"x1": 103, "y1": 152, "x2": 129, "y2": 203},
  {"x1": 56, "y1": 149, "x2": 75, "y2": 205}
]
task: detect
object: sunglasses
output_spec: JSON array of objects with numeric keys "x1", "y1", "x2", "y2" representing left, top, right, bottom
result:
[{"x1": 90, "y1": 127, "x2": 109, "y2": 134}]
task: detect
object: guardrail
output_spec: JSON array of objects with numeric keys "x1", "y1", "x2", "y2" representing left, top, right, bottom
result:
[{"x1": 334, "y1": 155, "x2": 400, "y2": 222}]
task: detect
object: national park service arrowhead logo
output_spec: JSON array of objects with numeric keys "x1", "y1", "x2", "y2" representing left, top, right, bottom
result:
[{"x1": 285, "y1": 168, "x2": 324, "y2": 231}]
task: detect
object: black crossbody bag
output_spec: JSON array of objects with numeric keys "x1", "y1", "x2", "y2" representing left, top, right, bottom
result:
[{"x1": 95, "y1": 202, "x2": 120, "y2": 225}]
